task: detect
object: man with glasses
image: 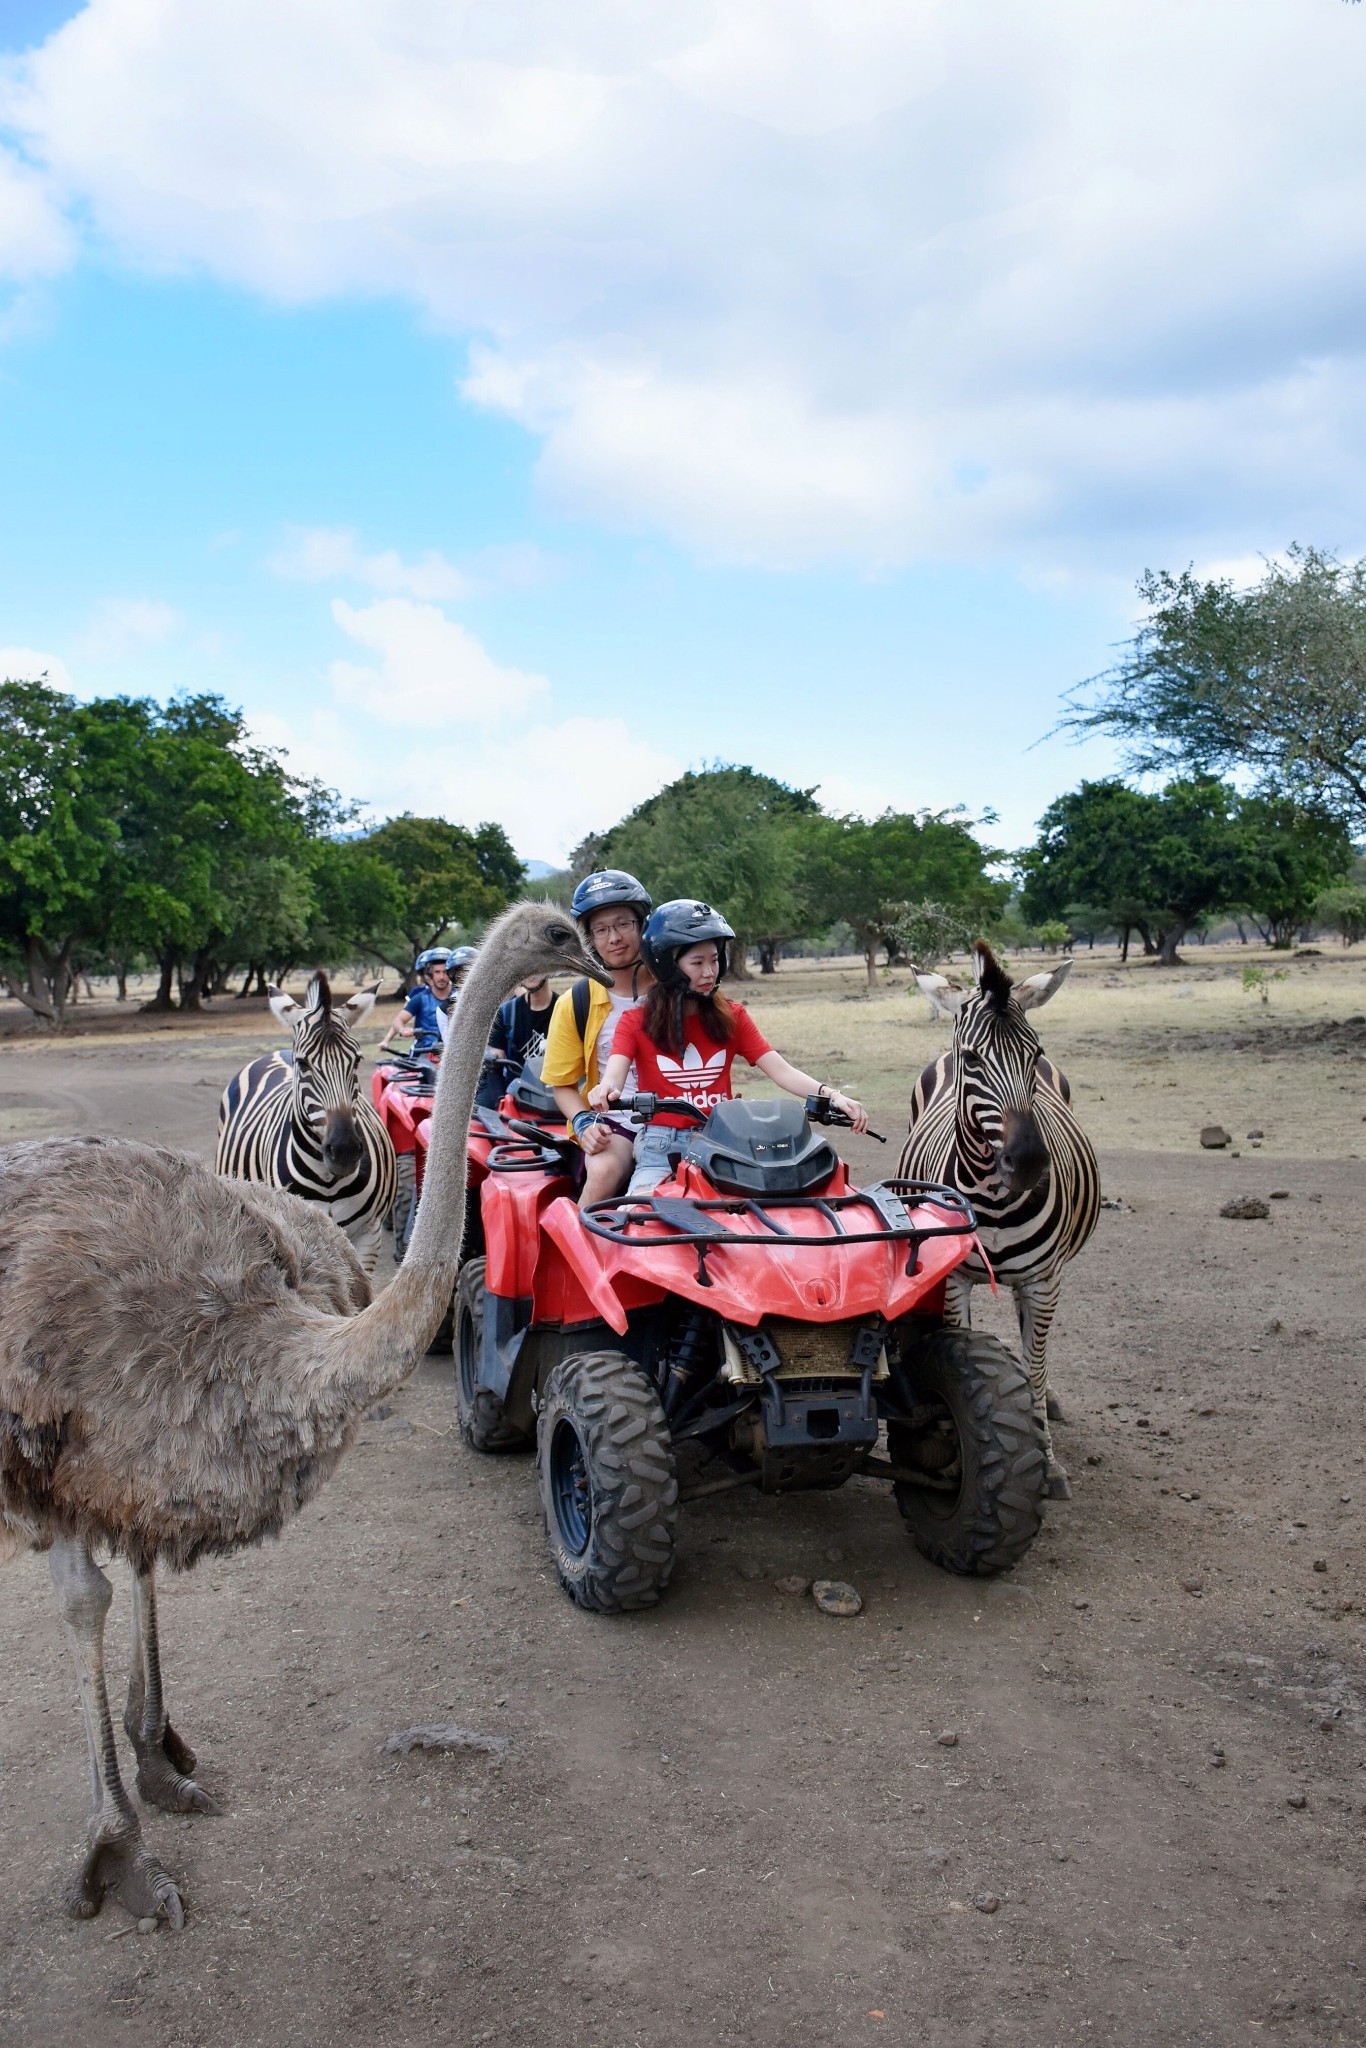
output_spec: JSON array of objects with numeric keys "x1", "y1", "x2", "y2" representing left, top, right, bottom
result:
[{"x1": 542, "y1": 870, "x2": 655, "y2": 1205}]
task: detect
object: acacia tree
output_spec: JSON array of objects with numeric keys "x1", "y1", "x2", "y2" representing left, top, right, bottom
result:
[
  {"x1": 1063, "y1": 547, "x2": 1366, "y2": 827},
  {"x1": 1235, "y1": 796, "x2": 1352, "y2": 948}
]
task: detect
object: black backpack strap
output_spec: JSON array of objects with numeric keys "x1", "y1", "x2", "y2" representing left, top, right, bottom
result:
[{"x1": 571, "y1": 975, "x2": 591, "y2": 1041}]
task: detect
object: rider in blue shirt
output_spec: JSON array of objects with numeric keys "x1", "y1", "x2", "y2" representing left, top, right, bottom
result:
[{"x1": 378, "y1": 949, "x2": 453, "y2": 1056}]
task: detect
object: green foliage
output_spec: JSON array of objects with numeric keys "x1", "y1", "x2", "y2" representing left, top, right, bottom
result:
[
  {"x1": 889, "y1": 900, "x2": 979, "y2": 970},
  {"x1": 355, "y1": 813, "x2": 523, "y2": 961},
  {"x1": 1234, "y1": 795, "x2": 1353, "y2": 947},
  {"x1": 1241, "y1": 965, "x2": 1287, "y2": 1006},
  {"x1": 1064, "y1": 546, "x2": 1366, "y2": 827},
  {"x1": 1019, "y1": 776, "x2": 1268, "y2": 965},
  {"x1": 1036, "y1": 920, "x2": 1072, "y2": 952},
  {"x1": 602, "y1": 766, "x2": 823, "y2": 971},
  {"x1": 802, "y1": 808, "x2": 1006, "y2": 986},
  {"x1": 1313, "y1": 883, "x2": 1366, "y2": 946}
]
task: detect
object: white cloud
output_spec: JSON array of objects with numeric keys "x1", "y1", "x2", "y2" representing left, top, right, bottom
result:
[
  {"x1": 328, "y1": 595, "x2": 549, "y2": 726},
  {"x1": 0, "y1": 644, "x2": 76, "y2": 692},
  {"x1": 6, "y1": 2, "x2": 1366, "y2": 568},
  {"x1": 267, "y1": 526, "x2": 557, "y2": 598},
  {"x1": 268, "y1": 527, "x2": 473, "y2": 601},
  {"x1": 78, "y1": 596, "x2": 182, "y2": 656}
]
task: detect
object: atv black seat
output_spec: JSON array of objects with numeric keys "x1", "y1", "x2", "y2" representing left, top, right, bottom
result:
[
  {"x1": 509, "y1": 1069, "x2": 560, "y2": 1119},
  {"x1": 678, "y1": 1097, "x2": 837, "y2": 1196}
]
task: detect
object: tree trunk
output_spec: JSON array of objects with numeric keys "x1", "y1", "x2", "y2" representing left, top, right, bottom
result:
[
  {"x1": 1119, "y1": 924, "x2": 1130, "y2": 963},
  {"x1": 237, "y1": 962, "x2": 257, "y2": 998},
  {"x1": 757, "y1": 940, "x2": 779, "y2": 975},
  {"x1": 115, "y1": 962, "x2": 128, "y2": 1002},
  {"x1": 863, "y1": 939, "x2": 878, "y2": 992},
  {"x1": 180, "y1": 948, "x2": 216, "y2": 1010},
  {"x1": 142, "y1": 948, "x2": 178, "y2": 1012},
  {"x1": 1158, "y1": 920, "x2": 1188, "y2": 967}
]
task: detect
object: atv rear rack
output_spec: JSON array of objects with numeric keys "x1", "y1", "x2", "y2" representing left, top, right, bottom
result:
[{"x1": 582, "y1": 1179, "x2": 976, "y2": 1284}]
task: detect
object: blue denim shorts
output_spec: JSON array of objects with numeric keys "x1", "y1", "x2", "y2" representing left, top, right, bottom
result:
[{"x1": 627, "y1": 1123, "x2": 680, "y2": 1196}]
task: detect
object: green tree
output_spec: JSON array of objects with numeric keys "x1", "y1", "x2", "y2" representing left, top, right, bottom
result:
[
  {"x1": 602, "y1": 766, "x2": 824, "y2": 974},
  {"x1": 803, "y1": 809, "x2": 1005, "y2": 989},
  {"x1": 1063, "y1": 547, "x2": 1366, "y2": 827},
  {"x1": 1234, "y1": 796, "x2": 1352, "y2": 948},
  {"x1": 1020, "y1": 777, "x2": 1264, "y2": 966},
  {"x1": 890, "y1": 900, "x2": 979, "y2": 971},
  {"x1": 358, "y1": 814, "x2": 521, "y2": 967},
  {"x1": 0, "y1": 679, "x2": 120, "y2": 1023},
  {"x1": 1314, "y1": 883, "x2": 1366, "y2": 946}
]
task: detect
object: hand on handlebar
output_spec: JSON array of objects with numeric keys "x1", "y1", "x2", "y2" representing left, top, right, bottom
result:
[{"x1": 586, "y1": 1081, "x2": 619, "y2": 1110}]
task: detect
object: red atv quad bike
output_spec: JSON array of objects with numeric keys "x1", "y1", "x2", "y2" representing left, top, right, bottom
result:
[
  {"x1": 453, "y1": 1089, "x2": 1049, "y2": 1614},
  {"x1": 372, "y1": 1047, "x2": 441, "y2": 1253}
]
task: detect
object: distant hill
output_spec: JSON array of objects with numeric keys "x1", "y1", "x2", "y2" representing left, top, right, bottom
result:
[{"x1": 522, "y1": 860, "x2": 558, "y2": 880}]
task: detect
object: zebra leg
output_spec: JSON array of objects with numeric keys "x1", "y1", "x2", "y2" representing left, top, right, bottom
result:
[
  {"x1": 943, "y1": 1266, "x2": 975, "y2": 1329},
  {"x1": 124, "y1": 1564, "x2": 220, "y2": 1816},
  {"x1": 1016, "y1": 1271, "x2": 1070, "y2": 1499},
  {"x1": 346, "y1": 1211, "x2": 385, "y2": 1277}
]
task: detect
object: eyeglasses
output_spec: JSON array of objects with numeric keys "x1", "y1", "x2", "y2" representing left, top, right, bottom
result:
[{"x1": 589, "y1": 918, "x2": 640, "y2": 940}]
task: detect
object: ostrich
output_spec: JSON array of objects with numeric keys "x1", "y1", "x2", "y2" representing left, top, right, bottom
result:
[{"x1": 0, "y1": 902, "x2": 606, "y2": 1929}]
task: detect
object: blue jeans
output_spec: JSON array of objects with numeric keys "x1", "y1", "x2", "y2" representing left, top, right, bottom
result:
[{"x1": 627, "y1": 1124, "x2": 681, "y2": 1196}]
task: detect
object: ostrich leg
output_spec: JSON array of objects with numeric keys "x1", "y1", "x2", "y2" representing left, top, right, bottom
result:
[
  {"x1": 124, "y1": 1563, "x2": 221, "y2": 1815},
  {"x1": 49, "y1": 1538, "x2": 185, "y2": 1926}
]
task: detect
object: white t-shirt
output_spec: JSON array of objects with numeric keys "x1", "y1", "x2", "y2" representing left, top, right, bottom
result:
[{"x1": 598, "y1": 990, "x2": 642, "y2": 1124}]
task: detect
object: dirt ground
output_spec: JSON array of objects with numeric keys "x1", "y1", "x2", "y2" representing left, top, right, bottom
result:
[{"x1": 1, "y1": 954, "x2": 1363, "y2": 2047}]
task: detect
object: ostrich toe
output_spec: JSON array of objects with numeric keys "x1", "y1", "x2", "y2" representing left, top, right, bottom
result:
[
  {"x1": 67, "y1": 1835, "x2": 186, "y2": 1928},
  {"x1": 134, "y1": 1747, "x2": 221, "y2": 1816}
]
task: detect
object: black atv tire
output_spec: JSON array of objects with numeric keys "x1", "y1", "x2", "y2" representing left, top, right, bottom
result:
[
  {"x1": 454, "y1": 1259, "x2": 527, "y2": 1450},
  {"x1": 392, "y1": 1151, "x2": 416, "y2": 1259},
  {"x1": 537, "y1": 1351, "x2": 679, "y2": 1613},
  {"x1": 888, "y1": 1324, "x2": 1047, "y2": 1576}
]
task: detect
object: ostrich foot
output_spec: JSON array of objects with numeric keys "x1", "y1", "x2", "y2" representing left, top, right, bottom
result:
[
  {"x1": 66, "y1": 1832, "x2": 185, "y2": 1928},
  {"x1": 1045, "y1": 1457, "x2": 1073, "y2": 1501},
  {"x1": 1045, "y1": 1393, "x2": 1067, "y2": 1423},
  {"x1": 133, "y1": 1730, "x2": 221, "y2": 1816}
]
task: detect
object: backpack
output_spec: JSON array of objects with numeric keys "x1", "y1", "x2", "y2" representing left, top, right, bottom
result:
[{"x1": 571, "y1": 975, "x2": 592, "y2": 1041}]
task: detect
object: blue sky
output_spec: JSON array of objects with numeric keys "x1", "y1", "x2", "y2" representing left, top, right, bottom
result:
[{"x1": 3, "y1": 3, "x2": 1365, "y2": 863}]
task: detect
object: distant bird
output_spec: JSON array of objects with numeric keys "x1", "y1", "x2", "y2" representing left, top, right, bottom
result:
[{"x1": 0, "y1": 902, "x2": 606, "y2": 1928}]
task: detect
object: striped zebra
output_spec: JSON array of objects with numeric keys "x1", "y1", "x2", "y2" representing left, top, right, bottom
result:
[
  {"x1": 216, "y1": 974, "x2": 397, "y2": 1276},
  {"x1": 897, "y1": 941, "x2": 1100, "y2": 1499}
]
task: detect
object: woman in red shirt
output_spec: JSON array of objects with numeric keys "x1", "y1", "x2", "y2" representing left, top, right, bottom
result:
[{"x1": 588, "y1": 899, "x2": 867, "y2": 1196}]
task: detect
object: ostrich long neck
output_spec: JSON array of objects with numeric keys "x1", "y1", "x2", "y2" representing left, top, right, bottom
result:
[{"x1": 318, "y1": 942, "x2": 519, "y2": 1399}]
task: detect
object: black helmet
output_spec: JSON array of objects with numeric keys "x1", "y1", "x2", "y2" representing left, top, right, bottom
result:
[
  {"x1": 640, "y1": 899, "x2": 736, "y2": 988},
  {"x1": 570, "y1": 869, "x2": 652, "y2": 959}
]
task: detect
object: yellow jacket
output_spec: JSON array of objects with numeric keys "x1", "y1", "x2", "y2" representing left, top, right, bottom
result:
[{"x1": 541, "y1": 976, "x2": 616, "y2": 1109}]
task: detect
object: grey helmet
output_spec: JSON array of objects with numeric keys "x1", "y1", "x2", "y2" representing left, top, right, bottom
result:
[
  {"x1": 414, "y1": 947, "x2": 450, "y2": 977},
  {"x1": 445, "y1": 946, "x2": 478, "y2": 972},
  {"x1": 640, "y1": 899, "x2": 736, "y2": 988}
]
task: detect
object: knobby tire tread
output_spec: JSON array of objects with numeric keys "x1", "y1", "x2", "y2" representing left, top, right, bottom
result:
[{"x1": 538, "y1": 1350, "x2": 679, "y2": 1614}]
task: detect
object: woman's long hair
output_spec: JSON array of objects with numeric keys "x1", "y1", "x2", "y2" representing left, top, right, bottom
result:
[{"x1": 641, "y1": 979, "x2": 735, "y2": 1059}]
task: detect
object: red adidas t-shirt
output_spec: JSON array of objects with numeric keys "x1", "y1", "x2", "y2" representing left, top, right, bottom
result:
[{"x1": 610, "y1": 1004, "x2": 774, "y2": 1126}]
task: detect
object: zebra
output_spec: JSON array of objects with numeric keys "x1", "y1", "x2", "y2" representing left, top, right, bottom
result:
[
  {"x1": 897, "y1": 941, "x2": 1100, "y2": 1499},
  {"x1": 216, "y1": 974, "x2": 397, "y2": 1276}
]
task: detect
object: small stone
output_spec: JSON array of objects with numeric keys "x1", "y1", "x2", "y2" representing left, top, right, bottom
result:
[
  {"x1": 1209, "y1": 1748, "x2": 1226, "y2": 1768},
  {"x1": 1313, "y1": 1558, "x2": 1328, "y2": 1573},
  {"x1": 1072, "y1": 1598, "x2": 1090, "y2": 1611},
  {"x1": 735, "y1": 1560, "x2": 764, "y2": 1581},
  {"x1": 923, "y1": 1848, "x2": 950, "y2": 1869},
  {"x1": 365, "y1": 1403, "x2": 394, "y2": 1421},
  {"x1": 1286, "y1": 1792, "x2": 1308, "y2": 1809},
  {"x1": 1270, "y1": 1190, "x2": 1290, "y2": 1201},
  {"x1": 812, "y1": 1579, "x2": 862, "y2": 1617},
  {"x1": 137, "y1": 1916, "x2": 158, "y2": 1934},
  {"x1": 1319, "y1": 1717, "x2": 1336, "y2": 1733},
  {"x1": 1053, "y1": 1849, "x2": 1070, "y2": 1863},
  {"x1": 936, "y1": 1730, "x2": 959, "y2": 1748},
  {"x1": 974, "y1": 1893, "x2": 1001, "y2": 1914},
  {"x1": 1085, "y1": 1453, "x2": 1103, "y2": 1466},
  {"x1": 1247, "y1": 1129, "x2": 1264, "y2": 1140},
  {"x1": 1220, "y1": 1196, "x2": 1270, "y2": 1220},
  {"x1": 774, "y1": 1575, "x2": 810, "y2": 1596},
  {"x1": 1200, "y1": 1125, "x2": 1230, "y2": 1149},
  {"x1": 1135, "y1": 1416, "x2": 1151, "y2": 1429},
  {"x1": 1181, "y1": 1578, "x2": 1204, "y2": 1596}
]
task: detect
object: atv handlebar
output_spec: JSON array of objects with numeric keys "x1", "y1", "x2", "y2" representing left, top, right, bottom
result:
[{"x1": 806, "y1": 1094, "x2": 887, "y2": 1144}]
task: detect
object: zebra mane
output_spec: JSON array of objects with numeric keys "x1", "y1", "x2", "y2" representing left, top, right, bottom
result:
[
  {"x1": 973, "y1": 941, "x2": 1014, "y2": 1013},
  {"x1": 304, "y1": 972, "x2": 332, "y2": 1017}
]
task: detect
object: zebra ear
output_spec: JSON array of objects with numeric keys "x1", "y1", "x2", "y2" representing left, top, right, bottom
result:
[
  {"x1": 268, "y1": 987, "x2": 302, "y2": 1029},
  {"x1": 344, "y1": 985, "x2": 380, "y2": 1024},
  {"x1": 915, "y1": 973, "x2": 970, "y2": 1020},
  {"x1": 1014, "y1": 960, "x2": 1073, "y2": 1012}
]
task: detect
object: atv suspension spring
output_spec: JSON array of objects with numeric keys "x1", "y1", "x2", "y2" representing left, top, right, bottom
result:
[{"x1": 662, "y1": 1307, "x2": 713, "y2": 1421}]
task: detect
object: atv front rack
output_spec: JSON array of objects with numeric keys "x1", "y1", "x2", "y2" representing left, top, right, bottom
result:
[{"x1": 582, "y1": 1179, "x2": 976, "y2": 1285}]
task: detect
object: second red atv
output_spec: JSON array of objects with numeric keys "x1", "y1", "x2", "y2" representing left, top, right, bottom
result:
[{"x1": 453, "y1": 1089, "x2": 1049, "y2": 1614}]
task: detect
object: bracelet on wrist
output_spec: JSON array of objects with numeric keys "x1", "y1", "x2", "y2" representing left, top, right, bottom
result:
[{"x1": 571, "y1": 1109, "x2": 598, "y2": 1136}]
